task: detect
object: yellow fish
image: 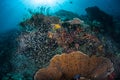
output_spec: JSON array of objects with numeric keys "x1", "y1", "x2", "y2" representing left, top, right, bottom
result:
[{"x1": 53, "y1": 24, "x2": 61, "y2": 30}]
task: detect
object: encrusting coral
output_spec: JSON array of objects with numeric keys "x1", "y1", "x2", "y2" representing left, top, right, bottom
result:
[{"x1": 34, "y1": 51, "x2": 114, "y2": 80}]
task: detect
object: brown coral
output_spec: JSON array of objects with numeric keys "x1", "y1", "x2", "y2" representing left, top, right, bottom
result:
[
  {"x1": 34, "y1": 51, "x2": 114, "y2": 80},
  {"x1": 34, "y1": 67, "x2": 62, "y2": 80}
]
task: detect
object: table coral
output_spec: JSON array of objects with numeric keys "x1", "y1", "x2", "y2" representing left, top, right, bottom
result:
[{"x1": 34, "y1": 51, "x2": 114, "y2": 80}]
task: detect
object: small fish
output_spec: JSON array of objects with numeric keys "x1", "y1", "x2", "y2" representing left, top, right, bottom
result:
[
  {"x1": 52, "y1": 24, "x2": 61, "y2": 30},
  {"x1": 74, "y1": 74, "x2": 80, "y2": 80}
]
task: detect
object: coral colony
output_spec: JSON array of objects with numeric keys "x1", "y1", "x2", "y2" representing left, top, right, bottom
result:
[{"x1": 35, "y1": 51, "x2": 114, "y2": 80}]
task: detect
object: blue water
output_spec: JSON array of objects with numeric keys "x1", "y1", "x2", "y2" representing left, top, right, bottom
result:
[{"x1": 0, "y1": 0, "x2": 120, "y2": 33}]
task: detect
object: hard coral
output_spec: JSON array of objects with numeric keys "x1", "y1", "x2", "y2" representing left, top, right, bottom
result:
[
  {"x1": 34, "y1": 67, "x2": 62, "y2": 80},
  {"x1": 34, "y1": 51, "x2": 114, "y2": 80}
]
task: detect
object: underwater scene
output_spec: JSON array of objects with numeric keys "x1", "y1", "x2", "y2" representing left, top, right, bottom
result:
[{"x1": 0, "y1": 0, "x2": 120, "y2": 80}]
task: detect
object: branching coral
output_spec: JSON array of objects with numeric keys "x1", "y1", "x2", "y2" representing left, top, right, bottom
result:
[
  {"x1": 18, "y1": 14, "x2": 61, "y2": 69},
  {"x1": 34, "y1": 51, "x2": 114, "y2": 80}
]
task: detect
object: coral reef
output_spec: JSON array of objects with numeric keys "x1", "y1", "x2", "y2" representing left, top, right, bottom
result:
[
  {"x1": 48, "y1": 18, "x2": 104, "y2": 55},
  {"x1": 0, "y1": 5, "x2": 120, "y2": 80},
  {"x1": 17, "y1": 11, "x2": 120, "y2": 80},
  {"x1": 84, "y1": 6, "x2": 120, "y2": 50},
  {"x1": 35, "y1": 51, "x2": 114, "y2": 80},
  {"x1": 20, "y1": 14, "x2": 60, "y2": 32},
  {"x1": 18, "y1": 14, "x2": 61, "y2": 69}
]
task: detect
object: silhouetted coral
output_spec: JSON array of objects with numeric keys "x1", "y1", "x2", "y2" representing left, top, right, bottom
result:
[{"x1": 85, "y1": 6, "x2": 114, "y2": 35}]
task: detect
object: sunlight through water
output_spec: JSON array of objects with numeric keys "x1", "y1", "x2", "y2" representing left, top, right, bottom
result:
[{"x1": 23, "y1": 0, "x2": 66, "y2": 8}]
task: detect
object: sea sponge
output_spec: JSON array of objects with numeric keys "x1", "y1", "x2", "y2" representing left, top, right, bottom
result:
[{"x1": 34, "y1": 51, "x2": 114, "y2": 80}]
